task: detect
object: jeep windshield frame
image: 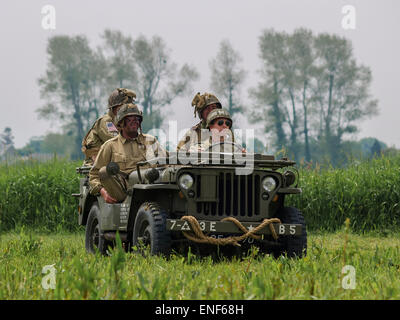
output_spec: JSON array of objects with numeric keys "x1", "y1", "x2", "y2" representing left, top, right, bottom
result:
[{"x1": 135, "y1": 152, "x2": 296, "y2": 180}]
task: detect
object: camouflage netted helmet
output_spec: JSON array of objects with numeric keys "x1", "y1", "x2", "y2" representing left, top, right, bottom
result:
[
  {"x1": 206, "y1": 108, "x2": 232, "y2": 128},
  {"x1": 108, "y1": 88, "x2": 137, "y2": 109},
  {"x1": 115, "y1": 103, "x2": 143, "y2": 128},
  {"x1": 191, "y1": 92, "x2": 222, "y2": 118}
]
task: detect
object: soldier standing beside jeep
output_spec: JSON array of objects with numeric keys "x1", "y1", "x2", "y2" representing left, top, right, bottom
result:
[
  {"x1": 89, "y1": 103, "x2": 166, "y2": 204},
  {"x1": 81, "y1": 88, "x2": 136, "y2": 166},
  {"x1": 177, "y1": 92, "x2": 222, "y2": 152}
]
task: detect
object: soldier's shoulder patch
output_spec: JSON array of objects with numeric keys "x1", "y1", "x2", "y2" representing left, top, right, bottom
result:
[{"x1": 106, "y1": 121, "x2": 118, "y2": 134}]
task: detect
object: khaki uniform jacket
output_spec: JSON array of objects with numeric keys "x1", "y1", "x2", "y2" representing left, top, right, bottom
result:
[
  {"x1": 89, "y1": 133, "x2": 165, "y2": 195},
  {"x1": 82, "y1": 111, "x2": 119, "y2": 159},
  {"x1": 176, "y1": 121, "x2": 207, "y2": 152}
]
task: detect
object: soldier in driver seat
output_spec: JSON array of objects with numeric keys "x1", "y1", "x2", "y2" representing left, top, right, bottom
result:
[{"x1": 188, "y1": 108, "x2": 245, "y2": 153}]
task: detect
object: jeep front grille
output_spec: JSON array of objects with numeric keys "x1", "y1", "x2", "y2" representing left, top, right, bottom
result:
[{"x1": 195, "y1": 172, "x2": 261, "y2": 218}]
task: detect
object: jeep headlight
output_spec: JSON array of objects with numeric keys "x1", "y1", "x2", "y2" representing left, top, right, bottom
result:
[
  {"x1": 284, "y1": 170, "x2": 296, "y2": 187},
  {"x1": 262, "y1": 176, "x2": 277, "y2": 192},
  {"x1": 179, "y1": 174, "x2": 194, "y2": 190}
]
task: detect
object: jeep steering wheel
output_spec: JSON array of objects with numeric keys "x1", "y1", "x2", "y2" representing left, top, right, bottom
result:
[{"x1": 205, "y1": 141, "x2": 244, "y2": 153}]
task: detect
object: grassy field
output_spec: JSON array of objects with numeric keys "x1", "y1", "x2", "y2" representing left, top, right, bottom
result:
[{"x1": 1, "y1": 229, "x2": 399, "y2": 300}]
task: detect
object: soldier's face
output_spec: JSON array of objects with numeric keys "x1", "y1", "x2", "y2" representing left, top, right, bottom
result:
[
  {"x1": 201, "y1": 104, "x2": 218, "y2": 120},
  {"x1": 123, "y1": 116, "x2": 141, "y2": 134},
  {"x1": 209, "y1": 117, "x2": 232, "y2": 132}
]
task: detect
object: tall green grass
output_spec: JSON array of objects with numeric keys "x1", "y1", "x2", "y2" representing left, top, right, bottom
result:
[
  {"x1": 287, "y1": 155, "x2": 400, "y2": 232},
  {"x1": 0, "y1": 155, "x2": 399, "y2": 233},
  {"x1": 0, "y1": 158, "x2": 81, "y2": 232}
]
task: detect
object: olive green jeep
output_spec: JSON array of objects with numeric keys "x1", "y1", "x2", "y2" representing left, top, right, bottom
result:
[{"x1": 74, "y1": 142, "x2": 307, "y2": 258}]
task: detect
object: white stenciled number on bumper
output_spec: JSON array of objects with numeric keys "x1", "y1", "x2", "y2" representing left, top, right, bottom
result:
[
  {"x1": 181, "y1": 221, "x2": 190, "y2": 231},
  {"x1": 210, "y1": 222, "x2": 216, "y2": 231}
]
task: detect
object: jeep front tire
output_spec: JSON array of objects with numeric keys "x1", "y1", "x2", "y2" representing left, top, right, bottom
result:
[
  {"x1": 132, "y1": 202, "x2": 171, "y2": 256},
  {"x1": 274, "y1": 207, "x2": 307, "y2": 258}
]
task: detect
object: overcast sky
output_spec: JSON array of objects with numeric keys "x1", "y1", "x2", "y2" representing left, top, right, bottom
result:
[{"x1": 1, "y1": 0, "x2": 399, "y2": 149}]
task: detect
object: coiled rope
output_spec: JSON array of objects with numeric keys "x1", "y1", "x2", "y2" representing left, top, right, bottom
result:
[{"x1": 181, "y1": 216, "x2": 281, "y2": 247}]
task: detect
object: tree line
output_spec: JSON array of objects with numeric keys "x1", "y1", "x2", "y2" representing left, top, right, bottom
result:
[
  {"x1": 5, "y1": 28, "x2": 385, "y2": 164},
  {"x1": 249, "y1": 28, "x2": 378, "y2": 166}
]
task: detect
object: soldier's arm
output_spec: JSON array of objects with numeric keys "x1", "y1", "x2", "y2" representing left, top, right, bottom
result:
[
  {"x1": 89, "y1": 142, "x2": 112, "y2": 195},
  {"x1": 143, "y1": 135, "x2": 168, "y2": 160},
  {"x1": 83, "y1": 130, "x2": 102, "y2": 157},
  {"x1": 155, "y1": 139, "x2": 169, "y2": 158},
  {"x1": 97, "y1": 117, "x2": 118, "y2": 143},
  {"x1": 177, "y1": 135, "x2": 189, "y2": 152},
  {"x1": 177, "y1": 126, "x2": 201, "y2": 152},
  {"x1": 82, "y1": 119, "x2": 104, "y2": 160},
  {"x1": 177, "y1": 129, "x2": 197, "y2": 152}
]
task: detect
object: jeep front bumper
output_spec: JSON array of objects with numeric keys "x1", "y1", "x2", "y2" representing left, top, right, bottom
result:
[{"x1": 166, "y1": 219, "x2": 302, "y2": 236}]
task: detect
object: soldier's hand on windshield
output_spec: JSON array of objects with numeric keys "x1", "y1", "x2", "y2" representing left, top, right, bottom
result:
[{"x1": 100, "y1": 188, "x2": 118, "y2": 204}]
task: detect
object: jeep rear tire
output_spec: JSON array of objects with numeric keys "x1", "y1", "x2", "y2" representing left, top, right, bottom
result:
[
  {"x1": 274, "y1": 207, "x2": 307, "y2": 258},
  {"x1": 85, "y1": 203, "x2": 109, "y2": 255},
  {"x1": 132, "y1": 202, "x2": 171, "y2": 256}
]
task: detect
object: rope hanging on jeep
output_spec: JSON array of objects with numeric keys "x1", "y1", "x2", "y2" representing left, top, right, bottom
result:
[{"x1": 180, "y1": 216, "x2": 281, "y2": 247}]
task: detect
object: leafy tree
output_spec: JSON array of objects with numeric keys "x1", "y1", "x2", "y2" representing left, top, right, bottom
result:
[
  {"x1": 250, "y1": 29, "x2": 316, "y2": 161},
  {"x1": 209, "y1": 39, "x2": 246, "y2": 115},
  {"x1": 312, "y1": 33, "x2": 378, "y2": 164},
  {"x1": 41, "y1": 133, "x2": 74, "y2": 157},
  {"x1": 101, "y1": 29, "x2": 137, "y2": 89},
  {"x1": 16, "y1": 136, "x2": 44, "y2": 156},
  {"x1": 132, "y1": 34, "x2": 199, "y2": 132},
  {"x1": 358, "y1": 137, "x2": 387, "y2": 157},
  {"x1": 16, "y1": 132, "x2": 75, "y2": 158},
  {"x1": 37, "y1": 35, "x2": 107, "y2": 159},
  {"x1": 249, "y1": 30, "x2": 287, "y2": 151},
  {"x1": 289, "y1": 29, "x2": 316, "y2": 162},
  {"x1": 0, "y1": 127, "x2": 15, "y2": 159},
  {"x1": 249, "y1": 28, "x2": 379, "y2": 165},
  {"x1": 0, "y1": 127, "x2": 14, "y2": 149},
  {"x1": 370, "y1": 139, "x2": 382, "y2": 158}
]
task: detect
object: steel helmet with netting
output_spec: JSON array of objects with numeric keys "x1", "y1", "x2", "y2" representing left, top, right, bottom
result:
[
  {"x1": 115, "y1": 103, "x2": 143, "y2": 128},
  {"x1": 191, "y1": 92, "x2": 222, "y2": 118},
  {"x1": 108, "y1": 88, "x2": 137, "y2": 109},
  {"x1": 206, "y1": 108, "x2": 232, "y2": 128}
]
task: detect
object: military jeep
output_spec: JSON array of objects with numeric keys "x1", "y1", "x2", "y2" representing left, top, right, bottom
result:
[{"x1": 74, "y1": 142, "x2": 307, "y2": 258}]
